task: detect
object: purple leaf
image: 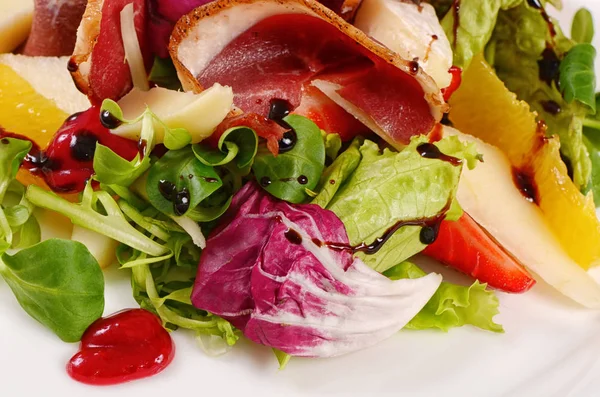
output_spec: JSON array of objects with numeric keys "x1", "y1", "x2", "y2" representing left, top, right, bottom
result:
[{"x1": 191, "y1": 183, "x2": 442, "y2": 357}]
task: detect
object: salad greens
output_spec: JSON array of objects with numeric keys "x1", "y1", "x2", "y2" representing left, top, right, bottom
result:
[
  {"x1": 385, "y1": 262, "x2": 503, "y2": 332},
  {"x1": 0, "y1": 239, "x2": 105, "y2": 343},
  {"x1": 434, "y1": 1, "x2": 599, "y2": 194},
  {"x1": 146, "y1": 146, "x2": 223, "y2": 216},
  {"x1": 252, "y1": 114, "x2": 325, "y2": 203},
  {"x1": 325, "y1": 136, "x2": 478, "y2": 273},
  {"x1": 560, "y1": 44, "x2": 597, "y2": 113},
  {"x1": 572, "y1": 8, "x2": 595, "y2": 45}
]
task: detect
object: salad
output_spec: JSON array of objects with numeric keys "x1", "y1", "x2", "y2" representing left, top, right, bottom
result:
[{"x1": 0, "y1": 0, "x2": 599, "y2": 387}]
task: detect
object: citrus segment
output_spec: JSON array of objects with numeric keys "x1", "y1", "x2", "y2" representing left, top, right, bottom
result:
[
  {"x1": 0, "y1": 63, "x2": 69, "y2": 148},
  {"x1": 449, "y1": 54, "x2": 600, "y2": 269}
]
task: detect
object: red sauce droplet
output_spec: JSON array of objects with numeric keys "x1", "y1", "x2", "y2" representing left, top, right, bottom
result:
[
  {"x1": 428, "y1": 123, "x2": 444, "y2": 143},
  {"x1": 441, "y1": 66, "x2": 463, "y2": 101},
  {"x1": 67, "y1": 309, "x2": 175, "y2": 386}
]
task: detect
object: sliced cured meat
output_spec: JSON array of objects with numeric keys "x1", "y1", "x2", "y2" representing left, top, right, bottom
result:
[
  {"x1": 23, "y1": 0, "x2": 87, "y2": 57},
  {"x1": 70, "y1": 0, "x2": 149, "y2": 103},
  {"x1": 293, "y1": 85, "x2": 370, "y2": 141},
  {"x1": 170, "y1": 0, "x2": 446, "y2": 148}
]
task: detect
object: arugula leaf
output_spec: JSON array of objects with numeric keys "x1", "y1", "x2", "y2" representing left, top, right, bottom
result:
[
  {"x1": 0, "y1": 239, "x2": 104, "y2": 342},
  {"x1": 192, "y1": 126, "x2": 258, "y2": 174},
  {"x1": 572, "y1": 8, "x2": 595, "y2": 44},
  {"x1": 560, "y1": 44, "x2": 597, "y2": 114},
  {"x1": 252, "y1": 115, "x2": 325, "y2": 203},
  {"x1": 146, "y1": 147, "x2": 222, "y2": 216},
  {"x1": 326, "y1": 136, "x2": 476, "y2": 273},
  {"x1": 385, "y1": 262, "x2": 502, "y2": 332}
]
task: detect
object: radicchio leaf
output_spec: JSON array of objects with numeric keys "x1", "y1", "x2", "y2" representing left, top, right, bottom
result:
[{"x1": 191, "y1": 182, "x2": 442, "y2": 357}]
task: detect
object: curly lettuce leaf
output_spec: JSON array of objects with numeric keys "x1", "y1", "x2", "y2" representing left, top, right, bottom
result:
[
  {"x1": 325, "y1": 136, "x2": 478, "y2": 273},
  {"x1": 439, "y1": 0, "x2": 522, "y2": 69},
  {"x1": 385, "y1": 262, "x2": 503, "y2": 332}
]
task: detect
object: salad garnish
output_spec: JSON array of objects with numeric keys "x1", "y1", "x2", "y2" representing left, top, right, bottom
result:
[{"x1": 0, "y1": 0, "x2": 599, "y2": 386}]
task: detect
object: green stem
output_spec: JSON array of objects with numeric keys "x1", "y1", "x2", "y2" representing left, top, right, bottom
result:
[
  {"x1": 582, "y1": 118, "x2": 600, "y2": 131},
  {"x1": 26, "y1": 185, "x2": 167, "y2": 256}
]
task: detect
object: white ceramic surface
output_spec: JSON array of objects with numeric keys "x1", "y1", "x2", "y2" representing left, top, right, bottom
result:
[{"x1": 2, "y1": 1, "x2": 600, "y2": 396}]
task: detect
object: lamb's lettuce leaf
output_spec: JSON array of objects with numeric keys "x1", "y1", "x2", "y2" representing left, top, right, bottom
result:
[
  {"x1": 325, "y1": 136, "x2": 478, "y2": 273},
  {"x1": 252, "y1": 115, "x2": 325, "y2": 204},
  {"x1": 572, "y1": 8, "x2": 595, "y2": 45},
  {"x1": 560, "y1": 44, "x2": 597, "y2": 113},
  {"x1": 385, "y1": 262, "x2": 503, "y2": 332}
]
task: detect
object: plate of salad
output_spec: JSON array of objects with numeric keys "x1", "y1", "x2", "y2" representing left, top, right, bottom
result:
[{"x1": 1, "y1": 0, "x2": 600, "y2": 395}]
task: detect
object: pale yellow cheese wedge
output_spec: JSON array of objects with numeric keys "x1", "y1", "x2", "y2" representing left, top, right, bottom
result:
[
  {"x1": 112, "y1": 84, "x2": 234, "y2": 144},
  {"x1": 0, "y1": 0, "x2": 34, "y2": 54}
]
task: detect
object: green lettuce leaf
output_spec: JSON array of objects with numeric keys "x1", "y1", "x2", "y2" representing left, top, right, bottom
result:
[
  {"x1": 560, "y1": 44, "x2": 597, "y2": 114},
  {"x1": 325, "y1": 136, "x2": 478, "y2": 273},
  {"x1": 440, "y1": 0, "x2": 522, "y2": 69},
  {"x1": 385, "y1": 262, "x2": 503, "y2": 332}
]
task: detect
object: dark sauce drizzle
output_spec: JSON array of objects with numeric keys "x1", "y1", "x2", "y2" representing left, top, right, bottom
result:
[
  {"x1": 527, "y1": 0, "x2": 556, "y2": 37},
  {"x1": 283, "y1": 202, "x2": 451, "y2": 254},
  {"x1": 452, "y1": 0, "x2": 461, "y2": 47}
]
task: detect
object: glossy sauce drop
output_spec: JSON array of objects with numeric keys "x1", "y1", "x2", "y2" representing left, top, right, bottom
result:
[
  {"x1": 284, "y1": 229, "x2": 303, "y2": 245},
  {"x1": 268, "y1": 98, "x2": 298, "y2": 153},
  {"x1": 538, "y1": 47, "x2": 560, "y2": 86},
  {"x1": 512, "y1": 167, "x2": 539, "y2": 204},
  {"x1": 540, "y1": 100, "x2": 561, "y2": 115},
  {"x1": 417, "y1": 143, "x2": 462, "y2": 166},
  {"x1": 67, "y1": 309, "x2": 175, "y2": 386},
  {"x1": 173, "y1": 188, "x2": 191, "y2": 215},
  {"x1": 158, "y1": 180, "x2": 177, "y2": 200}
]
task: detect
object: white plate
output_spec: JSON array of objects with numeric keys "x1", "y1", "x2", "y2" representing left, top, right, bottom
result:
[{"x1": 2, "y1": 2, "x2": 600, "y2": 396}]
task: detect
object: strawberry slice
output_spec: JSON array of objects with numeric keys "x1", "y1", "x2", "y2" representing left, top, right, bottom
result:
[{"x1": 423, "y1": 212, "x2": 536, "y2": 293}]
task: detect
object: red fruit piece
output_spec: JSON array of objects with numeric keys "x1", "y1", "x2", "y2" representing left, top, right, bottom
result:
[
  {"x1": 423, "y1": 212, "x2": 536, "y2": 293},
  {"x1": 31, "y1": 106, "x2": 138, "y2": 193},
  {"x1": 67, "y1": 309, "x2": 175, "y2": 386}
]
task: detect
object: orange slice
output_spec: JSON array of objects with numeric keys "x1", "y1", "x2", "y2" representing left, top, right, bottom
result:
[{"x1": 449, "y1": 54, "x2": 600, "y2": 269}]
